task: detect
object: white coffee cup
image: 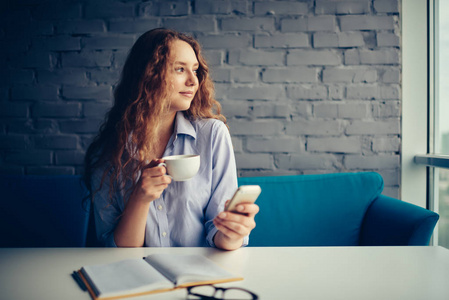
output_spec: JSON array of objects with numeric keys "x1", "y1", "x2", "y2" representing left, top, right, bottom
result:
[{"x1": 158, "y1": 154, "x2": 200, "y2": 181}]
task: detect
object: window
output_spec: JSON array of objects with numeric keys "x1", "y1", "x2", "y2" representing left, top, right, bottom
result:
[{"x1": 411, "y1": 0, "x2": 449, "y2": 248}]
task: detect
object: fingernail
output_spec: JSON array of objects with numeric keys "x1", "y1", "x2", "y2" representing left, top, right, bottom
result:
[
  {"x1": 237, "y1": 205, "x2": 244, "y2": 212},
  {"x1": 219, "y1": 212, "x2": 226, "y2": 218}
]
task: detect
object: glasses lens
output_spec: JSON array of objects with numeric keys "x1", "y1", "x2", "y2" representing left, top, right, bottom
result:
[
  {"x1": 188, "y1": 285, "x2": 218, "y2": 299},
  {"x1": 223, "y1": 288, "x2": 255, "y2": 300}
]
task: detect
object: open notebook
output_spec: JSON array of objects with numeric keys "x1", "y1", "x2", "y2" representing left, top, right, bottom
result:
[{"x1": 76, "y1": 253, "x2": 243, "y2": 300}]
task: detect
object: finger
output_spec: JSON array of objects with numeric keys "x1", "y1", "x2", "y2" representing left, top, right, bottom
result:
[
  {"x1": 142, "y1": 165, "x2": 167, "y2": 178},
  {"x1": 216, "y1": 213, "x2": 256, "y2": 232},
  {"x1": 144, "y1": 158, "x2": 164, "y2": 169},
  {"x1": 213, "y1": 218, "x2": 245, "y2": 240},
  {"x1": 234, "y1": 203, "x2": 260, "y2": 216}
]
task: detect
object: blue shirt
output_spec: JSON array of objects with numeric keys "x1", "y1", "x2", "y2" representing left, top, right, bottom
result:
[{"x1": 91, "y1": 112, "x2": 242, "y2": 247}]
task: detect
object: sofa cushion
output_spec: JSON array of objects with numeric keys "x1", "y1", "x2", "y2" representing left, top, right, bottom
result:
[
  {"x1": 0, "y1": 175, "x2": 89, "y2": 247},
  {"x1": 238, "y1": 172, "x2": 384, "y2": 246}
]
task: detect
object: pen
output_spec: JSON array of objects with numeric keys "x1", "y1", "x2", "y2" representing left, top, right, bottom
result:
[{"x1": 72, "y1": 271, "x2": 87, "y2": 291}]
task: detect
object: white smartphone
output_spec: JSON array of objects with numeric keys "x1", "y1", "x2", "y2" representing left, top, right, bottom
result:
[{"x1": 224, "y1": 185, "x2": 261, "y2": 212}]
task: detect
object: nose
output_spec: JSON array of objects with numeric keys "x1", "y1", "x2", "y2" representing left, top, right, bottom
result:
[{"x1": 186, "y1": 70, "x2": 198, "y2": 87}]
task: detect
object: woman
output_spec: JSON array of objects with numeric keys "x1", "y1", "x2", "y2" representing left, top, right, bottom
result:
[{"x1": 84, "y1": 28, "x2": 259, "y2": 250}]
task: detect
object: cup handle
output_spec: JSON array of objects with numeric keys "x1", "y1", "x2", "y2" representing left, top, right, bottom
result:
[{"x1": 157, "y1": 163, "x2": 173, "y2": 179}]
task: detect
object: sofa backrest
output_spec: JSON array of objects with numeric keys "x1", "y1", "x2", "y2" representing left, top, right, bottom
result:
[
  {"x1": 0, "y1": 175, "x2": 89, "y2": 247},
  {"x1": 238, "y1": 172, "x2": 384, "y2": 246}
]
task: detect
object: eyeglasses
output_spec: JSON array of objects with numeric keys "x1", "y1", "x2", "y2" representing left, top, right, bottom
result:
[{"x1": 186, "y1": 284, "x2": 258, "y2": 300}]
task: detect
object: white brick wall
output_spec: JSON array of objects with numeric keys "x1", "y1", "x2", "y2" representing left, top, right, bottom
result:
[{"x1": 0, "y1": 0, "x2": 401, "y2": 197}]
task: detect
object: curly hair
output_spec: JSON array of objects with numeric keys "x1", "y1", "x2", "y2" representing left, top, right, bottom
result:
[{"x1": 84, "y1": 28, "x2": 225, "y2": 202}]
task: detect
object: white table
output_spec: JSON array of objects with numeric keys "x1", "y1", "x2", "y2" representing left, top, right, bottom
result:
[{"x1": 1, "y1": 246, "x2": 449, "y2": 300}]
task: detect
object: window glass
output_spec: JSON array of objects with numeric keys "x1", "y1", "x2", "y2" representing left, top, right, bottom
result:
[{"x1": 438, "y1": 1, "x2": 449, "y2": 155}]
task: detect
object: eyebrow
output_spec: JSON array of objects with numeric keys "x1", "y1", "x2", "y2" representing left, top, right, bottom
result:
[{"x1": 174, "y1": 61, "x2": 199, "y2": 67}]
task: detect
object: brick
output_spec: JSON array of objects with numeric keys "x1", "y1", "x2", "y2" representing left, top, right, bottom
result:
[
  {"x1": 221, "y1": 17, "x2": 275, "y2": 31},
  {"x1": 308, "y1": 16, "x2": 337, "y2": 31},
  {"x1": 229, "y1": 49, "x2": 284, "y2": 66},
  {"x1": 221, "y1": 101, "x2": 250, "y2": 118},
  {"x1": 247, "y1": 137, "x2": 304, "y2": 153},
  {"x1": 12, "y1": 85, "x2": 59, "y2": 101},
  {"x1": 313, "y1": 33, "x2": 338, "y2": 48},
  {"x1": 38, "y1": 69, "x2": 88, "y2": 85},
  {"x1": 234, "y1": 153, "x2": 273, "y2": 169},
  {"x1": 229, "y1": 120, "x2": 283, "y2": 136},
  {"x1": 0, "y1": 135, "x2": 28, "y2": 149},
  {"x1": 88, "y1": 69, "x2": 120, "y2": 85},
  {"x1": 287, "y1": 85, "x2": 327, "y2": 100},
  {"x1": 377, "y1": 33, "x2": 400, "y2": 47},
  {"x1": 346, "y1": 85, "x2": 380, "y2": 100},
  {"x1": 286, "y1": 120, "x2": 344, "y2": 135},
  {"x1": 225, "y1": 85, "x2": 285, "y2": 100},
  {"x1": 55, "y1": 150, "x2": 85, "y2": 165},
  {"x1": 0, "y1": 103, "x2": 28, "y2": 118},
  {"x1": 372, "y1": 136, "x2": 400, "y2": 152},
  {"x1": 231, "y1": 68, "x2": 257, "y2": 83},
  {"x1": 163, "y1": 17, "x2": 216, "y2": 32},
  {"x1": 287, "y1": 50, "x2": 341, "y2": 66},
  {"x1": 85, "y1": 1, "x2": 135, "y2": 18},
  {"x1": 57, "y1": 20, "x2": 105, "y2": 34},
  {"x1": 251, "y1": 103, "x2": 290, "y2": 118},
  {"x1": 381, "y1": 68, "x2": 400, "y2": 83},
  {"x1": 344, "y1": 49, "x2": 360, "y2": 65},
  {"x1": 277, "y1": 153, "x2": 338, "y2": 169},
  {"x1": 254, "y1": 1, "x2": 308, "y2": 15},
  {"x1": 194, "y1": 0, "x2": 231, "y2": 14},
  {"x1": 344, "y1": 154, "x2": 399, "y2": 169},
  {"x1": 291, "y1": 102, "x2": 313, "y2": 118},
  {"x1": 255, "y1": 33, "x2": 309, "y2": 48},
  {"x1": 210, "y1": 68, "x2": 231, "y2": 82},
  {"x1": 27, "y1": 166, "x2": 75, "y2": 175},
  {"x1": 308, "y1": 136, "x2": 362, "y2": 153},
  {"x1": 323, "y1": 67, "x2": 377, "y2": 83},
  {"x1": 315, "y1": 0, "x2": 371, "y2": 15},
  {"x1": 32, "y1": 103, "x2": 81, "y2": 118},
  {"x1": 62, "y1": 51, "x2": 112, "y2": 68},
  {"x1": 372, "y1": 101, "x2": 401, "y2": 118},
  {"x1": 4, "y1": 150, "x2": 52, "y2": 165},
  {"x1": 346, "y1": 120, "x2": 400, "y2": 135},
  {"x1": 63, "y1": 85, "x2": 112, "y2": 100},
  {"x1": 374, "y1": 0, "x2": 399, "y2": 13},
  {"x1": 338, "y1": 32, "x2": 365, "y2": 48},
  {"x1": 338, "y1": 103, "x2": 370, "y2": 119},
  {"x1": 328, "y1": 85, "x2": 344, "y2": 100},
  {"x1": 198, "y1": 34, "x2": 252, "y2": 49},
  {"x1": 203, "y1": 50, "x2": 224, "y2": 66},
  {"x1": 82, "y1": 36, "x2": 135, "y2": 50},
  {"x1": 11, "y1": 52, "x2": 52, "y2": 69},
  {"x1": 159, "y1": 1, "x2": 190, "y2": 16},
  {"x1": 83, "y1": 102, "x2": 112, "y2": 118},
  {"x1": 34, "y1": 135, "x2": 78, "y2": 149},
  {"x1": 33, "y1": 36, "x2": 81, "y2": 51},
  {"x1": 231, "y1": 137, "x2": 243, "y2": 153},
  {"x1": 314, "y1": 102, "x2": 338, "y2": 118},
  {"x1": 281, "y1": 18, "x2": 308, "y2": 32},
  {"x1": 33, "y1": 2, "x2": 81, "y2": 20},
  {"x1": 381, "y1": 85, "x2": 400, "y2": 100},
  {"x1": 109, "y1": 19, "x2": 159, "y2": 33},
  {"x1": 340, "y1": 15, "x2": 395, "y2": 31},
  {"x1": 9, "y1": 69, "x2": 34, "y2": 85},
  {"x1": 263, "y1": 67, "x2": 318, "y2": 83},
  {"x1": 59, "y1": 119, "x2": 103, "y2": 134}
]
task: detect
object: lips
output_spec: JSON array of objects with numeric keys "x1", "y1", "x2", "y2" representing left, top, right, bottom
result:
[{"x1": 179, "y1": 91, "x2": 195, "y2": 97}]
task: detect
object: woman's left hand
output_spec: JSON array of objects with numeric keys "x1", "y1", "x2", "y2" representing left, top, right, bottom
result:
[{"x1": 213, "y1": 202, "x2": 259, "y2": 250}]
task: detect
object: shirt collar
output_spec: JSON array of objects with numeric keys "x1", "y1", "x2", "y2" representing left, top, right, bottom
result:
[{"x1": 173, "y1": 111, "x2": 196, "y2": 140}]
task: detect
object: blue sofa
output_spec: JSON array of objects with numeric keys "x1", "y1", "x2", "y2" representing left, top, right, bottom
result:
[
  {"x1": 239, "y1": 172, "x2": 439, "y2": 246},
  {"x1": 0, "y1": 172, "x2": 439, "y2": 247}
]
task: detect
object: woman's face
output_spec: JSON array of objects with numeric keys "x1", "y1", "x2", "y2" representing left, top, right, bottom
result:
[{"x1": 166, "y1": 39, "x2": 199, "y2": 113}]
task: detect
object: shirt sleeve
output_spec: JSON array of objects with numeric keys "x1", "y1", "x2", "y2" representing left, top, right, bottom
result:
[
  {"x1": 203, "y1": 121, "x2": 249, "y2": 247},
  {"x1": 91, "y1": 167, "x2": 123, "y2": 247}
]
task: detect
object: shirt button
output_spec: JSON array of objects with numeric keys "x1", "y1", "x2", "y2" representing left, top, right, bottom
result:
[
  {"x1": 162, "y1": 232, "x2": 167, "y2": 237},
  {"x1": 157, "y1": 205, "x2": 163, "y2": 211}
]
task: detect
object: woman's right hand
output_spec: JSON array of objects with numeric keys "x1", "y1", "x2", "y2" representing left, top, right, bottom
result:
[{"x1": 133, "y1": 159, "x2": 171, "y2": 203}]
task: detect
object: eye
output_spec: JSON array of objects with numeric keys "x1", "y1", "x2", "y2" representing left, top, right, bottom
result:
[
  {"x1": 193, "y1": 69, "x2": 198, "y2": 75},
  {"x1": 175, "y1": 67, "x2": 184, "y2": 73}
]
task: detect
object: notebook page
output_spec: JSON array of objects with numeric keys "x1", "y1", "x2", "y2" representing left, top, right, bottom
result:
[
  {"x1": 81, "y1": 258, "x2": 173, "y2": 298},
  {"x1": 144, "y1": 254, "x2": 235, "y2": 286}
]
